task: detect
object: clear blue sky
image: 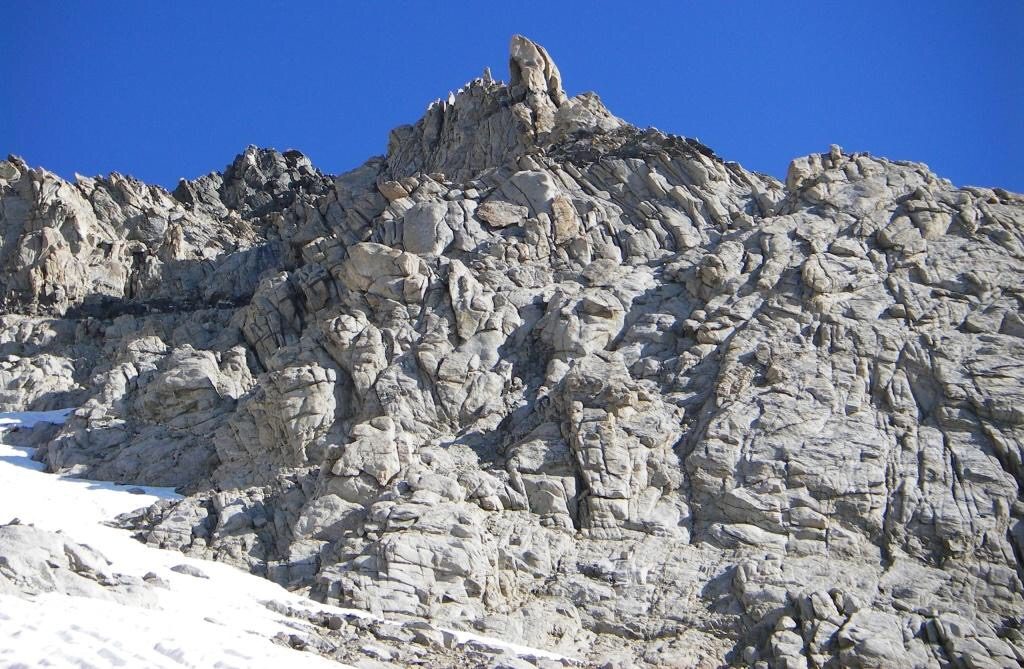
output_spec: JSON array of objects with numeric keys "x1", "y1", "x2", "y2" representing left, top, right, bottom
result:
[{"x1": 3, "y1": 2, "x2": 1022, "y2": 191}]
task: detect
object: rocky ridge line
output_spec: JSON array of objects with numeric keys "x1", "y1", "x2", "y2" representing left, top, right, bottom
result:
[{"x1": 1, "y1": 35, "x2": 1023, "y2": 667}]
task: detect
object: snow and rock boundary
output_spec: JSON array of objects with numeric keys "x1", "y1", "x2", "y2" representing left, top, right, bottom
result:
[{"x1": 0, "y1": 412, "x2": 572, "y2": 668}]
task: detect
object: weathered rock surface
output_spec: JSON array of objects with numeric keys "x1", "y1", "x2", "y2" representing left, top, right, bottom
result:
[{"x1": 3, "y1": 34, "x2": 1024, "y2": 667}]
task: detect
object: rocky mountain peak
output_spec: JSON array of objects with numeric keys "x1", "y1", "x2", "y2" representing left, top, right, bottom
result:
[
  {"x1": 385, "y1": 35, "x2": 622, "y2": 183},
  {"x1": 2, "y1": 35, "x2": 1023, "y2": 668}
]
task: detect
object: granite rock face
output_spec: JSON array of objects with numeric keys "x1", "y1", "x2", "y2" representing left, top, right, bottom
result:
[{"x1": 4, "y1": 35, "x2": 1024, "y2": 667}]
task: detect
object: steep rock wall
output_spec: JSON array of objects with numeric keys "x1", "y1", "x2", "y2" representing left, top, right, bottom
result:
[{"x1": 2, "y1": 35, "x2": 1023, "y2": 668}]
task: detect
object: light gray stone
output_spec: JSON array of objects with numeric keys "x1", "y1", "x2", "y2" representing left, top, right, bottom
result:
[{"x1": 1, "y1": 33, "x2": 1022, "y2": 669}]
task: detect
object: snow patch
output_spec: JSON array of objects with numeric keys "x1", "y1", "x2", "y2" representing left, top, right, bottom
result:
[{"x1": 0, "y1": 407, "x2": 75, "y2": 430}]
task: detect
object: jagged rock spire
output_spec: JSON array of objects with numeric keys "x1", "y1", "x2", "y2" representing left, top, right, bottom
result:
[
  {"x1": 384, "y1": 35, "x2": 620, "y2": 182},
  {"x1": 508, "y1": 34, "x2": 568, "y2": 108}
]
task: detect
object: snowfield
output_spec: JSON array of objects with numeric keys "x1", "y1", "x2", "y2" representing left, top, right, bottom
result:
[
  {"x1": 0, "y1": 411, "x2": 350, "y2": 668},
  {"x1": 0, "y1": 411, "x2": 564, "y2": 668}
]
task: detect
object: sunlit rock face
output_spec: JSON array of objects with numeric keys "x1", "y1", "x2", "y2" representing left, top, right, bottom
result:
[{"x1": 3, "y1": 34, "x2": 1024, "y2": 668}]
